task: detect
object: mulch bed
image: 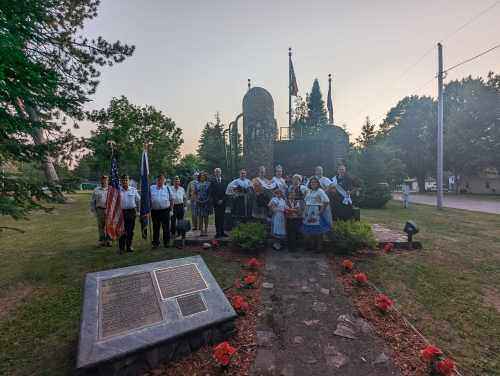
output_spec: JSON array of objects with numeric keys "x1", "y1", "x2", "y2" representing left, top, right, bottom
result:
[
  {"x1": 332, "y1": 253, "x2": 431, "y2": 376},
  {"x1": 147, "y1": 247, "x2": 262, "y2": 376}
]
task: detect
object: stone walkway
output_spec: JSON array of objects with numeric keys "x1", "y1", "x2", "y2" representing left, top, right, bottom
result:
[{"x1": 252, "y1": 250, "x2": 400, "y2": 376}]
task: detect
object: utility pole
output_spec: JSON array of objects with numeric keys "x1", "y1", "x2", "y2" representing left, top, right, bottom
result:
[{"x1": 437, "y1": 42, "x2": 444, "y2": 210}]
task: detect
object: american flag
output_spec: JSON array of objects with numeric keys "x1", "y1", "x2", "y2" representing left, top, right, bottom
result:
[
  {"x1": 105, "y1": 155, "x2": 124, "y2": 239},
  {"x1": 289, "y1": 59, "x2": 298, "y2": 96}
]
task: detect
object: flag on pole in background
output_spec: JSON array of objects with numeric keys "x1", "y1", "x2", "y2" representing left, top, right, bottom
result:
[
  {"x1": 327, "y1": 76, "x2": 334, "y2": 124},
  {"x1": 105, "y1": 155, "x2": 124, "y2": 239},
  {"x1": 140, "y1": 149, "x2": 151, "y2": 239},
  {"x1": 290, "y1": 59, "x2": 298, "y2": 96}
]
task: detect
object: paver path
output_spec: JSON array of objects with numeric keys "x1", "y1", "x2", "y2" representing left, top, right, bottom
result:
[
  {"x1": 392, "y1": 193, "x2": 500, "y2": 214},
  {"x1": 252, "y1": 250, "x2": 400, "y2": 376}
]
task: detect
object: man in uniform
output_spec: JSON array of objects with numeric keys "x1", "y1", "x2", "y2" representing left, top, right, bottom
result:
[
  {"x1": 210, "y1": 167, "x2": 228, "y2": 238},
  {"x1": 90, "y1": 175, "x2": 110, "y2": 246},
  {"x1": 150, "y1": 174, "x2": 173, "y2": 248},
  {"x1": 119, "y1": 175, "x2": 140, "y2": 253}
]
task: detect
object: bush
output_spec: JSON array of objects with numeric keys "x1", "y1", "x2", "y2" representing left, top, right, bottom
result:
[
  {"x1": 355, "y1": 182, "x2": 391, "y2": 208},
  {"x1": 327, "y1": 221, "x2": 376, "y2": 254},
  {"x1": 230, "y1": 222, "x2": 266, "y2": 251}
]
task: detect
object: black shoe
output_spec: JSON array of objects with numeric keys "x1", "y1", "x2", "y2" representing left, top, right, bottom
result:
[
  {"x1": 126, "y1": 248, "x2": 134, "y2": 253},
  {"x1": 152, "y1": 244, "x2": 159, "y2": 249}
]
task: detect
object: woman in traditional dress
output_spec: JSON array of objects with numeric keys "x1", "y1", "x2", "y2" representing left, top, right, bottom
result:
[
  {"x1": 268, "y1": 188, "x2": 287, "y2": 250},
  {"x1": 286, "y1": 174, "x2": 306, "y2": 250},
  {"x1": 194, "y1": 171, "x2": 212, "y2": 236},
  {"x1": 252, "y1": 166, "x2": 276, "y2": 222},
  {"x1": 271, "y1": 165, "x2": 288, "y2": 197},
  {"x1": 226, "y1": 169, "x2": 253, "y2": 224},
  {"x1": 301, "y1": 176, "x2": 330, "y2": 250},
  {"x1": 310, "y1": 166, "x2": 333, "y2": 227}
]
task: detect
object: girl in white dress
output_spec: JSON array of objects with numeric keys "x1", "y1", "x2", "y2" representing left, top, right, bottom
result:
[{"x1": 268, "y1": 188, "x2": 287, "y2": 249}]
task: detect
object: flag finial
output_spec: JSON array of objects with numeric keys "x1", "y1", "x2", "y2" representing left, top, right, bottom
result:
[
  {"x1": 248, "y1": 78, "x2": 251, "y2": 90},
  {"x1": 289, "y1": 47, "x2": 292, "y2": 56}
]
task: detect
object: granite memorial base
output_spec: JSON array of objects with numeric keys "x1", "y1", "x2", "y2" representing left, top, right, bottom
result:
[{"x1": 77, "y1": 256, "x2": 237, "y2": 376}]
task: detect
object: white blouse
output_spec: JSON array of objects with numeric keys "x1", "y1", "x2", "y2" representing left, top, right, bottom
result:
[{"x1": 304, "y1": 188, "x2": 330, "y2": 206}]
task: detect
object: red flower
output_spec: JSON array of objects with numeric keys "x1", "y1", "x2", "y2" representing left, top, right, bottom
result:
[
  {"x1": 246, "y1": 257, "x2": 260, "y2": 270},
  {"x1": 419, "y1": 345, "x2": 443, "y2": 362},
  {"x1": 342, "y1": 259, "x2": 354, "y2": 271},
  {"x1": 231, "y1": 295, "x2": 249, "y2": 314},
  {"x1": 354, "y1": 272, "x2": 368, "y2": 285},
  {"x1": 383, "y1": 242, "x2": 394, "y2": 253},
  {"x1": 436, "y1": 358, "x2": 456, "y2": 376},
  {"x1": 243, "y1": 274, "x2": 257, "y2": 287},
  {"x1": 375, "y1": 294, "x2": 394, "y2": 312},
  {"x1": 211, "y1": 239, "x2": 220, "y2": 248},
  {"x1": 213, "y1": 341, "x2": 237, "y2": 367}
]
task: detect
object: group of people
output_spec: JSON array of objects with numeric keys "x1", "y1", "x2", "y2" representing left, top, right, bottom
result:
[
  {"x1": 90, "y1": 163, "x2": 356, "y2": 253},
  {"x1": 225, "y1": 164, "x2": 356, "y2": 250}
]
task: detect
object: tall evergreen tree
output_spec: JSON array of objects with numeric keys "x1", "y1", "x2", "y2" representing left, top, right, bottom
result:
[
  {"x1": 305, "y1": 79, "x2": 328, "y2": 135},
  {"x1": 356, "y1": 116, "x2": 377, "y2": 147},
  {"x1": 197, "y1": 114, "x2": 227, "y2": 173}
]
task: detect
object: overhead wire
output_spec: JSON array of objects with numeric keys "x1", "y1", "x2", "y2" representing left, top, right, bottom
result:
[{"x1": 444, "y1": 42, "x2": 500, "y2": 73}]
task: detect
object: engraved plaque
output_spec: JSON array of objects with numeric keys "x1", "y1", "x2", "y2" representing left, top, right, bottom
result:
[
  {"x1": 177, "y1": 293, "x2": 207, "y2": 317},
  {"x1": 154, "y1": 264, "x2": 207, "y2": 300},
  {"x1": 99, "y1": 272, "x2": 162, "y2": 339}
]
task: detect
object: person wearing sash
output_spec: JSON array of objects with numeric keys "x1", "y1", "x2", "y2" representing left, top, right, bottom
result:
[
  {"x1": 330, "y1": 164, "x2": 355, "y2": 221},
  {"x1": 286, "y1": 174, "x2": 306, "y2": 250},
  {"x1": 252, "y1": 165, "x2": 276, "y2": 222},
  {"x1": 226, "y1": 169, "x2": 253, "y2": 225},
  {"x1": 310, "y1": 166, "x2": 333, "y2": 227},
  {"x1": 194, "y1": 171, "x2": 212, "y2": 236},
  {"x1": 268, "y1": 187, "x2": 287, "y2": 250},
  {"x1": 271, "y1": 165, "x2": 288, "y2": 197},
  {"x1": 301, "y1": 176, "x2": 330, "y2": 250}
]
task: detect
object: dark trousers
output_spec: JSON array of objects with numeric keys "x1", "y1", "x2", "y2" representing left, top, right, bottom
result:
[
  {"x1": 214, "y1": 202, "x2": 226, "y2": 235},
  {"x1": 151, "y1": 208, "x2": 170, "y2": 246},
  {"x1": 170, "y1": 204, "x2": 185, "y2": 239},
  {"x1": 286, "y1": 217, "x2": 302, "y2": 250},
  {"x1": 119, "y1": 209, "x2": 136, "y2": 251}
]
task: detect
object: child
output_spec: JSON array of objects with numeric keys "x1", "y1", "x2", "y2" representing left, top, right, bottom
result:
[{"x1": 268, "y1": 188, "x2": 287, "y2": 250}]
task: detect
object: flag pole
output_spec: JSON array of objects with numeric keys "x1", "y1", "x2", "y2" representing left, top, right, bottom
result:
[
  {"x1": 288, "y1": 47, "x2": 292, "y2": 127},
  {"x1": 105, "y1": 140, "x2": 116, "y2": 245},
  {"x1": 144, "y1": 142, "x2": 153, "y2": 243},
  {"x1": 328, "y1": 74, "x2": 333, "y2": 124}
]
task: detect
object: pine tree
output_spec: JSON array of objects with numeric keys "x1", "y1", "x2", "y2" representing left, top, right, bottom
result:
[
  {"x1": 305, "y1": 79, "x2": 328, "y2": 135},
  {"x1": 356, "y1": 117, "x2": 377, "y2": 147},
  {"x1": 197, "y1": 114, "x2": 227, "y2": 173}
]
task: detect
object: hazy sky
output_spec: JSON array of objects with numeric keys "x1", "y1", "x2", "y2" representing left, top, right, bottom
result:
[{"x1": 81, "y1": 0, "x2": 500, "y2": 155}]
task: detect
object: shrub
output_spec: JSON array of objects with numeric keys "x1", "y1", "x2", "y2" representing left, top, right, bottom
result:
[
  {"x1": 355, "y1": 182, "x2": 391, "y2": 208},
  {"x1": 230, "y1": 222, "x2": 266, "y2": 251},
  {"x1": 327, "y1": 221, "x2": 376, "y2": 254}
]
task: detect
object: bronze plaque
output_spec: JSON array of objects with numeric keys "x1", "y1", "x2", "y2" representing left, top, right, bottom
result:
[
  {"x1": 154, "y1": 264, "x2": 207, "y2": 300},
  {"x1": 177, "y1": 293, "x2": 207, "y2": 317},
  {"x1": 99, "y1": 272, "x2": 162, "y2": 339}
]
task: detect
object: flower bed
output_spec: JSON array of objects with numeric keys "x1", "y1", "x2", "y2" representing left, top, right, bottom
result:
[
  {"x1": 147, "y1": 247, "x2": 263, "y2": 376},
  {"x1": 333, "y1": 255, "x2": 458, "y2": 376}
]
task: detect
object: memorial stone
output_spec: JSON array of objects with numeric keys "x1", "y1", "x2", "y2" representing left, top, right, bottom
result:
[{"x1": 77, "y1": 256, "x2": 237, "y2": 375}]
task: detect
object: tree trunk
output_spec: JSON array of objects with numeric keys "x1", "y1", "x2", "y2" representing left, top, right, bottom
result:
[
  {"x1": 417, "y1": 174, "x2": 426, "y2": 193},
  {"x1": 25, "y1": 106, "x2": 60, "y2": 185}
]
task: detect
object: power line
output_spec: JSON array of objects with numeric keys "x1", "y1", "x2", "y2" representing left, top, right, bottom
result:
[{"x1": 444, "y1": 42, "x2": 500, "y2": 73}]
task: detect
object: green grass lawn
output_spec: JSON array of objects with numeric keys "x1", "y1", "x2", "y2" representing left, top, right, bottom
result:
[
  {"x1": 362, "y1": 201, "x2": 500, "y2": 376},
  {"x1": 0, "y1": 192, "x2": 241, "y2": 376}
]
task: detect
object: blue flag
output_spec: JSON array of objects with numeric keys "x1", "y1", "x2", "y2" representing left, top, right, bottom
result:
[{"x1": 140, "y1": 150, "x2": 151, "y2": 238}]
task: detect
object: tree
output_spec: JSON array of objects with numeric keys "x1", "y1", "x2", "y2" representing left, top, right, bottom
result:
[
  {"x1": 197, "y1": 114, "x2": 227, "y2": 173},
  {"x1": 83, "y1": 96, "x2": 183, "y2": 181},
  {"x1": 305, "y1": 79, "x2": 328, "y2": 135},
  {"x1": 356, "y1": 116, "x2": 377, "y2": 147},
  {"x1": 1, "y1": 0, "x2": 133, "y2": 220},
  {"x1": 381, "y1": 96, "x2": 437, "y2": 193},
  {"x1": 173, "y1": 154, "x2": 201, "y2": 184},
  {"x1": 291, "y1": 95, "x2": 308, "y2": 138},
  {"x1": 444, "y1": 76, "x2": 500, "y2": 191}
]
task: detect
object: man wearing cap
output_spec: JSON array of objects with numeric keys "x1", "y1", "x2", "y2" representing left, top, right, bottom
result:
[
  {"x1": 119, "y1": 175, "x2": 140, "y2": 253},
  {"x1": 90, "y1": 175, "x2": 110, "y2": 247}
]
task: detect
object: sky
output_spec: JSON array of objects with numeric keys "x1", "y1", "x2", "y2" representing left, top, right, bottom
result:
[{"x1": 80, "y1": 0, "x2": 500, "y2": 155}]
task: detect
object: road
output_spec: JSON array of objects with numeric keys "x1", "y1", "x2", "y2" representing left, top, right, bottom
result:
[{"x1": 392, "y1": 193, "x2": 500, "y2": 214}]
